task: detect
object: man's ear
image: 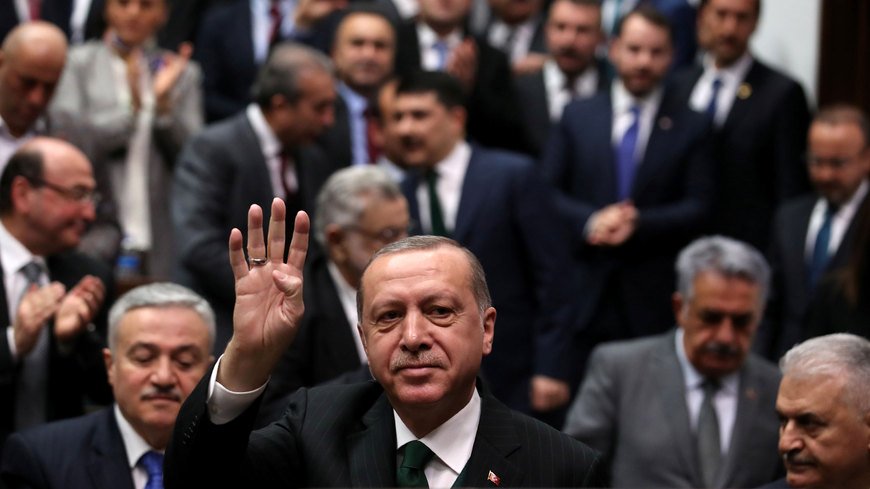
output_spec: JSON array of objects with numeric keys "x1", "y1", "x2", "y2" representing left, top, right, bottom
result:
[
  {"x1": 672, "y1": 292, "x2": 685, "y2": 324},
  {"x1": 481, "y1": 307, "x2": 496, "y2": 356},
  {"x1": 103, "y1": 347, "x2": 115, "y2": 386}
]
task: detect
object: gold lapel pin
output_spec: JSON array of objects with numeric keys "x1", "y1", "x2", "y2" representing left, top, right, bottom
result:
[{"x1": 737, "y1": 83, "x2": 752, "y2": 100}]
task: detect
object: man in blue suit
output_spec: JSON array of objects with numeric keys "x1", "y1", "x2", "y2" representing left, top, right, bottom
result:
[
  {"x1": 541, "y1": 6, "x2": 714, "y2": 384},
  {"x1": 388, "y1": 71, "x2": 576, "y2": 423}
]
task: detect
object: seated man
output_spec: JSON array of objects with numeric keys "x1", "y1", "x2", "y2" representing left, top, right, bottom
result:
[
  {"x1": 564, "y1": 235, "x2": 782, "y2": 488},
  {"x1": 771, "y1": 333, "x2": 870, "y2": 489},
  {"x1": 1, "y1": 283, "x2": 215, "y2": 489},
  {"x1": 164, "y1": 199, "x2": 604, "y2": 487}
]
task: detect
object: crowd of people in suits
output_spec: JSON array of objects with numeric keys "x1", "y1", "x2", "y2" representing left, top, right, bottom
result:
[{"x1": 0, "y1": 0, "x2": 869, "y2": 488}]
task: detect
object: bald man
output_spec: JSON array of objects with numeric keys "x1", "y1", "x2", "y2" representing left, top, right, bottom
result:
[
  {"x1": 0, "y1": 137, "x2": 114, "y2": 452},
  {"x1": 0, "y1": 22, "x2": 68, "y2": 172}
]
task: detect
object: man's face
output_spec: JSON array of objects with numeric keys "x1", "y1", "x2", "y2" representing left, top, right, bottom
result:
[
  {"x1": 545, "y1": 0, "x2": 602, "y2": 78},
  {"x1": 807, "y1": 121, "x2": 870, "y2": 206},
  {"x1": 0, "y1": 43, "x2": 65, "y2": 138},
  {"x1": 391, "y1": 92, "x2": 464, "y2": 168},
  {"x1": 106, "y1": 0, "x2": 167, "y2": 48},
  {"x1": 777, "y1": 373, "x2": 870, "y2": 489},
  {"x1": 330, "y1": 195, "x2": 410, "y2": 286},
  {"x1": 676, "y1": 271, "x2": 761, "y2": 378},
  {"x1": 105, "y1": 306, "x2": 211, "y2": 446},
  {"x1": 609, "y1": 15, "x2": 673, "y2": 98},
  {"x1": 418, "y1": 0, "x2": 473, "y2": 33},
  {"x1": 489, "y1": 0, "x2": 543, "y2": 26},
  {"x1": 332, "y1": 14, "x2": 395, "y2": 95},
  {"x1": 279, "y1": 69, "x2": 337, "y2": 146},
  {"x1": 22, "y1": 147, "x2": 97, "y2": 254},
  {"x1": 359, "y1": 247, "x2": 495, "y2": 418},
  {"x1": 698, "y1": 0, "x2": 758, "y2": 68}
]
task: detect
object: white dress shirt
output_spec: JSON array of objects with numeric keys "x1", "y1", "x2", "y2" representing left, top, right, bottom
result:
[
  {"x1": 416, "y1": 23, "x2": 463, "y2": 71},
  {"x1": 415, "y1": 141, "x2": 471, "y2": 234},
  {"x1": 1, "y1": 220, "x2": 47, "y2": 360},
  {"x1": 69, "y1": 0, "x2": 95, "y2": 44},
  {"x1": 487, "y1": 17, "x2": 538, "y2": 63},
  {"x1": 805, "y1": 180, "x2": 869, "y2": 260},
  {"x1": 338, "y1": 82, "x2": 372, "y2": 166},
  {"x1": 610, "y1": 81, "x2": 663, "y2": 165},
  {"x1": 326, "y1": 260, "x2": 367, "y2": 364},
  {"x1": 689, "y1": 52, "x2": 754, "y2": 127},
  {"x1": 675, "y1": 329, "x2": 739, "y2": 455},
  {"x1": 0, "y1": 115, "x2": 44, "y2": 176},
  {"x1": 246, "y1": 103, "x2": 297, "y2": 198},
  {"x1": 543, "y1": 59, "x2": 599, "y2": 122},
  {"x1": 251, "y1": 0, "x2": 298, "y2": 63},
  {"x1": 115, "y1": 405, "x2": 164, "y2": 489}
]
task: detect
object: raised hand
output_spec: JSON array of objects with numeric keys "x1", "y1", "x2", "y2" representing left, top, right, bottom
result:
[
  {"x1": 219, "y1": 198, "x2": 309, "y2": 391},
  {"x1": 13, "y1": 283, "x2": 66, "y2": 356},
  {"x1": 154, "y1": 42, "x2": 193, "y2": 115},
  {"x1": 530, "y1": 375, "x2": 570, "y2": 411},
  {"x1": 55, "y1": 275, "x2": 106, "y2": 343},
  {"x1": 447, "y1": 38, "x2": 478, "y2": 93}
]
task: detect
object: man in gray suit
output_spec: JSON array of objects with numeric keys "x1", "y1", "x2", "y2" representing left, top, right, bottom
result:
[{"x1": 564, "y1": 235, "x2": 783, "y2": 488}]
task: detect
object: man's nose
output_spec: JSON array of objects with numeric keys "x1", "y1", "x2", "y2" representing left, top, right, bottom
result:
[
  {"x1": 151, "y1": 357, "x2": 176, "y2": 386},
  {"x1": 400, "y1": 311, "x2": 430, "y2": 351},
  {"x1": 778, "y1": 420, "x2": 804, "y2": 454}
]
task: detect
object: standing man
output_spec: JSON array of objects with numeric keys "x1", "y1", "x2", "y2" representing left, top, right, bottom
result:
[
  {"x1": 514, "y1": 0, "x2": 607, "y2": 155},
  {"x1": 761, "y1": 105, "x2": 870, "y2": 360},
  {"x1": 164, "y1": 201, "x2": 604, "y2": 487},
  {"x1": 0, "y1": 138, "x2": 113, "y2": 448},
  {"x1": 318, "y1": 7, "x2": 396, "y2": 168},
  {"x1": 1, "y1": 283, "x2": 215, "y2": 489},
  {"x1": 172, "y1": 43, "x2": 340, "y2": 353},
  {"x1": 672, "y1": 0, "x2": 811, "y2": 251},
  {"x1": 564, "y1": 236, "x2": 783, "y2": 488},
  {"x1": 0, "y1": 22, "x2": 67, "y2": 172},
  {"x1": 541, "y1": 6, "x2": 714, "y2": 381},
  {"x1": 391, "y1": 71, "x2": 576, "y2": 421},
  {"x1": 774, "y1": 333, "x2": 870, "y2": 489}
]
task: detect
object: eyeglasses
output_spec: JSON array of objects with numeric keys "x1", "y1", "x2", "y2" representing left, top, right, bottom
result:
[
  {"x1": 698, "y1": 310, "x2": 755, "y2": 329},
  {"x1": 28, "y1": 177, "x2": 101, "y2": 205},
  {"x1": 344, "y1": 224, "x2": 411, "y2": 244},
  {"x1": 806, "y1": 151, "x2": 866, "y2": 170}
]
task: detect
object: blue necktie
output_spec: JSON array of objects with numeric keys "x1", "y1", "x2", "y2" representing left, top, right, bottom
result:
[
  {"x1": 616, "y1": 105, "x2": 640, "y2": 200},
  {"x1": 139, "y1": 451, "x2": 164, "y2": 489},
  {"x1": 706, "y1": 77, "x2": 723, "y2": 121},
  {"x1": 808, "y1": 203, "x2": 837, "y2": 290},
  {"x1": 433, "y1": 41, "x2": 448, "y2": 70}
]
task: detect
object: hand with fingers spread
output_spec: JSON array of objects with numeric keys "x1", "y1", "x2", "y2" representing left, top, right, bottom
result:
[
  {"x1": 55, "y1": 275, "x2": 106, "y2": 343},
  {"x1": 13, "y1": 283, "x2": 67, "y2": 356},
  {"x1": 219, "y1": 198, "x2": 310, "y2": 391},
  {"x1": 154, "y1": 42, "x2": 194, "y2": 115}
]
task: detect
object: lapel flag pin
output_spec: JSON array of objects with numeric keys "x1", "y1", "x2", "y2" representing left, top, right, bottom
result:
[
  {"x1": 737, "y1": 83, "x2": 752, "y2": 100},
  {"x1": 487, "y1": 470, "x2": 501, "y2": 486},
  {"x1": 658, "y1": 116, "x2": 673, "y2": 131},
  {"x1": 745, "y1": 387, "x2": 758, "y2": 401}
]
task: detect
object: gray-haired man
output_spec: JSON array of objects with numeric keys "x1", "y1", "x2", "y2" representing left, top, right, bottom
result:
[{"x1": 564, "y1": 235, "x2": 783, "y2": 488}]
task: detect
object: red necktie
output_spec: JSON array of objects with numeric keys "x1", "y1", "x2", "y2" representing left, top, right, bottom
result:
[
  {"x1": 364, "y1": 107, "x2": 382, "y2": 164},
  {"x1": 29, "y1": 0, "x2": 41, "y2": 20},
  {"x1": 269, "y1": 0, "x2": 283, "y2": 46}
]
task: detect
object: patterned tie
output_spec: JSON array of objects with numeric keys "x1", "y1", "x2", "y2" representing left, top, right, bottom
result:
[
  {"x1": 615, "y1": 105, "x2": 641, "y2": 200},
  {"x1": 425, "y1": 169, "x2": 448, "y2": 236},
  {"x1": 808, "y1": 203, "x2": 837, "y2": 290},
  {"x1": 433, "y1": 40, "x2": 449, "y2": 71},
  {"x1": 706, "y1": 77, "x2": 723, "y2": 121},
  {"x1": 397, "y1": 440, "x2": 435, "y2": 487},
  {"x1": 14, "y1": 260, "x2": 48, "y2": 429},
  {"x1": 697, "y1": 378, "x2": 722, "y2": 489},
  {"x1": 139, "y1": 451, "x2": 164, "y2": 489},
  {"x1": 20, "y1": 261, "x2": 43, "y2": 287}
]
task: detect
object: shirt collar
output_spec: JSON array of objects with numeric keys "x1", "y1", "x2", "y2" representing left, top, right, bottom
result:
[
  {"x1": 417, "y1": 22, "x2": 463, "y2": 50},
  {"x1": 0, "y1": 113, "x2": 44, "y2": 141},
  {"x1": 114, "y1": 404, "x2": 162, "y2": 469},
  {"x1": 0, "y1": 219, "x2": 42, "y2": 278},
  {"x1": 433, "y1": 140, "x2": 471, "y2": 183},
  {"x1": 338, "y1": 82, "x2": 369, "y2": 116},
  {"x1": 611, "y1": 80, "x2": 663, "y2": 116},
  {"x1": 544, "y1": 59, "x2": 598, "y2": 95},
  {"x1": 701, "y1": 51, "x2": 754, "y2": 85},
  {"x1": 674, "y1": 328, "x2": 740, "y2": 394},
  {"x1": 246, "y1": 103, "x2": 283, "y2": 159},
  {"x1": 326, "y1": 259, "x2": 358, "y2": 312},
  {"x1": 394, "y1": 388, "x2": 481, "y2": 474}
]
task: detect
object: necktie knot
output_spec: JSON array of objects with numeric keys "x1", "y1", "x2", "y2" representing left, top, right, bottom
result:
[
  {"x1": 433, "y1": 41, "x2": 449, "y2": 70},
  {"x1": 702, "y1": 377, "x2": 721, "y2": 396},
  {"x1": 138, "y1": 451, "x2": 164, "y2": 489},
  {"x1": 20, "y1": 261, "x2": 43, "y2": 285},
  {"x1": 397, "y1": 440, "x2": 435, "y2": 487}
]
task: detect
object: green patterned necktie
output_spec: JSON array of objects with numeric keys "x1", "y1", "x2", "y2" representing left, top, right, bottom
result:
[{"x1": 397, "y1": 440, "x2": 435, "y2": 487}]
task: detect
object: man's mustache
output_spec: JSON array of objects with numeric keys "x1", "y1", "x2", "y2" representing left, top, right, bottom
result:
[{"x1": 390, "y1": 351, "x2": 446, "y2": 372}]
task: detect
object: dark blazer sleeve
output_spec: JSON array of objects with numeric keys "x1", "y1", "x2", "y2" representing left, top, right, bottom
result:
[{"x1": 2, "y1": 432, "x2": 52, "y2": 488}]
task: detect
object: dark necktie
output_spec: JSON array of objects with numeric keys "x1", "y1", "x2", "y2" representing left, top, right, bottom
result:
[
  {"x1": 615, "y1": 105, "x2": 640, "y2": 200},
  {"x1": 697, "y1": 378, "x2": 722, "y2": 489},
  {"x1": 139, "y1": 451, "x2": 164, "y2": 489},
  {"x1": 425, "y1": 169, "x2": 448, "y2": 236},
  {"x1": 20, "y1": 261, "x2": 43, "y2": 287},
  {"x1": 706, "y1": 77, "x2": 723, "y2": 121},
  {"x1": 808, "y1": 203, "x2": 838, "y2": 289},
  {"x1": 29, "y1": 0, "x2": 41, "y2": 20},
  {"x1": 268, "y1": 0, "x2": 283, "y2": 46},
  {"x1": 15, "y1": 260, "x2": 48, "y2": 429},
  {"x1": 363, "y1": 106, "x2": 382, "y2": 164},
  {"x1": 397, "y1": 440, "x2": 435, "y2": 487}
]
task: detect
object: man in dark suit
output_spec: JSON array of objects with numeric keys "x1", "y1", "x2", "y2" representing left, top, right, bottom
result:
[
  {"x1": 259, "y1": 165, "x2": 409, "y2": 422},
  {"x1": 1, "y1": 282, "x2": 215, "y2": 489},
  {"x1": 172, "y1": 43, "x2": 340, "y2": 353},
  {"x1": 482, "y1": 0, "x2": 547, "y2": 73},
  {"x1": 759, "y1": 105, "x2": 870, "y2": 360},
  {"x1": 514, "y1": 0, "x2": 607, "y2": 155},
  {"x1": 393, "y1": 0, "x2": 529, "y2": 153},
  {"x1": 564, "y1": 236, "x2": 783, "y2": 488},
  {"x1": 388, "y1": 71, "x2": 576, "y2": 422},
  {"x1": 671, "y1": 0, "x2": 811, "y2": 251},
  {"x1": 0, "y1": 0, "x2": 105, "y2": 45},
  {"x1": 0, "y1": 138, "x2": 113, "y2": 451},
  {"x1": 540, "y1": 6, "x2": 714, "y2": 383},
  {"x1": 164, "y1": 201, "x2": 604, "y2": 487}
]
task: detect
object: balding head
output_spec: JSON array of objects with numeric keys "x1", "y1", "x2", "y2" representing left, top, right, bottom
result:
[{"x1": 0, "y1": 22, "x2": 68, "y2": 137}]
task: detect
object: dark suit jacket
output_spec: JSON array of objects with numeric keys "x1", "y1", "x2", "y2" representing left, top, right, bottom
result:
[
  {"x1": 671, "y1": 59, "x2": 812, "y2": 251},
  {"x1": 0, "y1": 0, "x2": 104, "y2": 44},
  {"x1": 0, "y1": 408, "x2": 133, "y2": 489},
  {"x1": 759, "y1": 192, "x2": 866, "y2": 360},
  {"x1": 171, "y1": 111, "x2": 340, "y2": 353},
  {"x1": 316, "y1": 95, "x2": 354, "y2": 169},
  {"x1": 564, "y1": 330, "x2": 783, "y2": 488},
  {"x1": 402, "y1": 147, "x2": 575, "y2": 414},
  {"x1": 394, "y1": 22, "x2": 530, "y2": 154},
  {"x1": 0, "y1": 252, "x2": 113, "y2": 451},
  {"x1": 165, "y1": 374, "x2": 605, "y2": 488},
  {"x1": 540, "y1": 86, "x2": 715, "y2": 340}
]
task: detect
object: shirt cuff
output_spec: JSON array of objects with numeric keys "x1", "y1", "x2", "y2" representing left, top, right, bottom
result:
[
  {"x1": 206, "y1": 355, "x2": 268, "y2": 425},
  {"x1": 6, "y1": 326, "x2": 18, "y2": 361}
]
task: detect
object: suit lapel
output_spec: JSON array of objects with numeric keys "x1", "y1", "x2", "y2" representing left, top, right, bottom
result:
[
  {"x1": 454, "y1": 149, "x2": 494, "y2": 242},
  {"x1": 718, "y1": 361, "x2": 768, "y2": 488},
  {"x1": 87, "y1": 410, "x2": 136, "y2": 489},
  {"x1": 347, "y1": 394, "x2": 397, "y2": 487},
  {"x1": 586, "y1": 96, "x2": 618, "y2": 202},
  {"x1": 462, "y1": 390, "x2": 524, "y2": 487},
  {"x1": 402, "y1": 170, "x2": 424, "y2": 235},
  {"x1": 632, "y1": 89, "x2": 678, "y2": 197},
  {"x1": 0, "y1": 260, "x2": 8, "y2": 325},
  {"x1": 721, "y1": 60, "x2": 759, "y2": 132}
]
